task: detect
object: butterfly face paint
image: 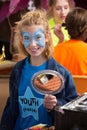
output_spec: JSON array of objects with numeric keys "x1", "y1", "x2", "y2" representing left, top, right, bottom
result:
[{"x1": 22, "y1": 29, "x2": 45, "y2": 48}]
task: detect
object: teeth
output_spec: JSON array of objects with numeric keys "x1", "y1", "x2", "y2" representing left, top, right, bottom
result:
[{"x1": 31, "y1": 48, "x2": 38, "y2": 51}]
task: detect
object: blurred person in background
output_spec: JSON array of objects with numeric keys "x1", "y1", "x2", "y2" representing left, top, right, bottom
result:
[
  {"x1": 47, "y1": 0, "x2": 75, "y2": 46},
  {"x1": 53, "y1": 7, "x2": 87, "y2": 75}
]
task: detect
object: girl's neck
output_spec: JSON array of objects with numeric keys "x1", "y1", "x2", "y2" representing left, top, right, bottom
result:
[{"x1": 30, "y1": 56, "x2": 47, "y2": 66}]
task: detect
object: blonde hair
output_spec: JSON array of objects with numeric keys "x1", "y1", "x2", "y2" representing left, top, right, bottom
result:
[
  {"x1": 14, "y1": 9, "x2": 54, "y2": 59},
  {"x1": 47, "y1": 0, "x2": 75, "y2": 18}
]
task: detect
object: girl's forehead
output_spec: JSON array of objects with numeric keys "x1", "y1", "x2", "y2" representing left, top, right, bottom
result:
[
  {"x1": 21, "y1": 25, "x2": 44, "y2": 33},
  {"x1": 55, "y1": 0, "x2": 69, "y2": 5}
]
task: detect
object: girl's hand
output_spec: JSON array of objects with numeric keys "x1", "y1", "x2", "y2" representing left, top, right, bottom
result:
[
  {"x1": 54, "y1": 24, "x2": 64, "y2": 43},
  {"x1": 43, "y1": 94, "x2": 57, "y2": 110}
]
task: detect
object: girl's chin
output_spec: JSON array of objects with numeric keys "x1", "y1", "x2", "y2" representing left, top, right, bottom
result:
[
  {"x1": 61, "y1": 19, "x2": 64, "y2": 22},
  {"x1": 61, "y1": 18, "x2": 66, "y2": 22},
  {"x1": 30, "y1": 52, "x2": 40, "y2": 56}
]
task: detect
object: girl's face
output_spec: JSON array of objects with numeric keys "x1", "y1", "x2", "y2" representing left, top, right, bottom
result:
[
  {"x1": 21, "y1": 25, "x2": 47, "y2": 58},
  {"x1": 53, "y1": 0, "x2": 70, "y2": 23}
]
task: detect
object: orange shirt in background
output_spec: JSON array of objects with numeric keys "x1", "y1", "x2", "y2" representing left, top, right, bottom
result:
[{"x1": 53, "y1": 39, "x2": 87, "y2": 75}]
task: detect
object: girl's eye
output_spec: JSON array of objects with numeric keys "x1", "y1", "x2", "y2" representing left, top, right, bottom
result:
[
  {"x1": 24, "y1": 36, "x2": 30, "y2": 40},
  {"x1": 55, "y1": 7, "x2": 61, "y2": 11},
  {"x1": 64, "y1": 6, "x2": 69, "y2": 9},
  {"x1": 35, "y1": 35, "x2": 42, "y2": 40}
]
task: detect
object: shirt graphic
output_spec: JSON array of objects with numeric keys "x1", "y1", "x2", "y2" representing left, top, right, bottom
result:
[{"x1": 19, "y1": 87, "x2": 43, "y2": 121}]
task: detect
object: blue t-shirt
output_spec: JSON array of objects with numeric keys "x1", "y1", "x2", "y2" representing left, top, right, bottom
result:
[{"x1": 14, "y1": 58, "x2": 52, "y2": 130}]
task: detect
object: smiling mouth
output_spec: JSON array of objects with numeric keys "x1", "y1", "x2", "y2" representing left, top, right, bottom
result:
[{"x1": 30, "y1": 47, "x2": 39, "y2": 52}]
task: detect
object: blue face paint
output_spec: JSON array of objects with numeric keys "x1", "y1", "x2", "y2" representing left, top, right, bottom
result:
[{"x1": 22, "y1": 29, "x2": 45, "y2": 48}]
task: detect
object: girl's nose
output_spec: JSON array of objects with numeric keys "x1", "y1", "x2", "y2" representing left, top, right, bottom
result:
[
  {"x1": 30, "y1": 39, "x2": 37, "y2": 46},
  {"x1": 61, "y1": 8, "x2": 65, "y2": 14}
]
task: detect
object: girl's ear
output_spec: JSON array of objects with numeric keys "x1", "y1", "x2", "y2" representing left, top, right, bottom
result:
[{"x1": 45, "y1": 31, "x2": 51, "y2": 43}]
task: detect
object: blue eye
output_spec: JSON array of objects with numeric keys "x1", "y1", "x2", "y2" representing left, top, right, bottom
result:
[
  {"x1": 35, "y1": 34, "x2": 44, "y2": 41},
  {"x1": 24, "y1": 36, "x2": 30, "y2": 40}
]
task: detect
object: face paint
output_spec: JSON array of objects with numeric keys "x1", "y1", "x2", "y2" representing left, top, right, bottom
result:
[
  {"x1": 22, "y1": 29, "x2": 45, "y2": 48},
  {"x1": 22, "y1": 32, "x2": 31, "y2": 48}
]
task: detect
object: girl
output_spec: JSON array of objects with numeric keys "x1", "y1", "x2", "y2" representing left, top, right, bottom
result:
[
  {"x1": 47, "y1": 0, "x2": 75, "y2": 46},
  {"x1": 0, "y1": 9, "x2": 78, "y2": 130}
]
